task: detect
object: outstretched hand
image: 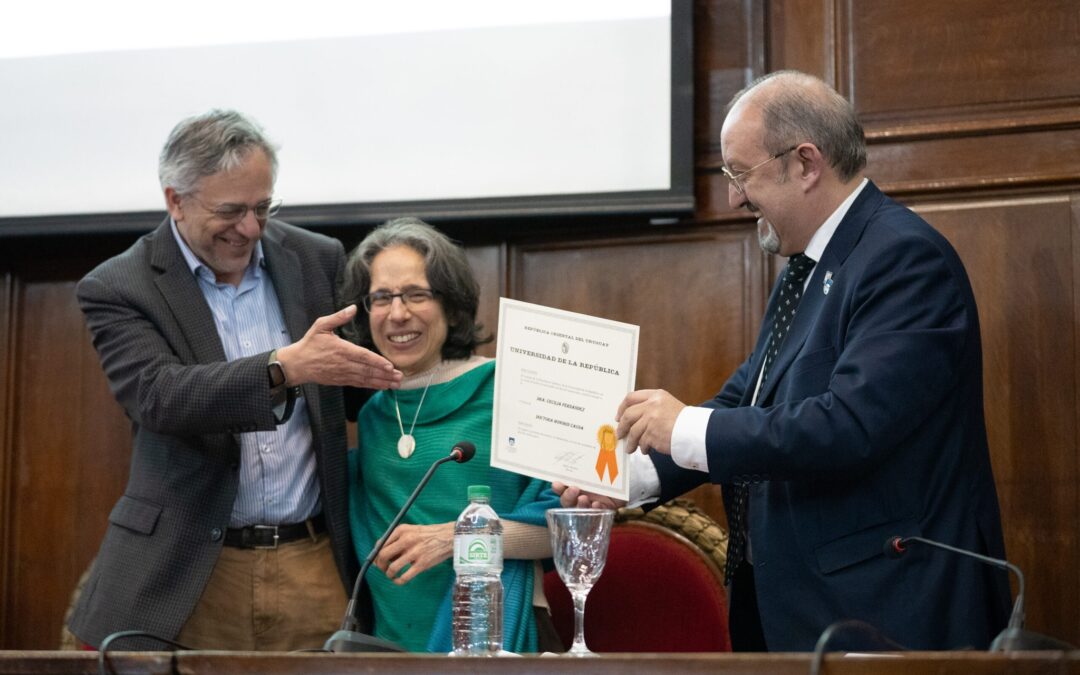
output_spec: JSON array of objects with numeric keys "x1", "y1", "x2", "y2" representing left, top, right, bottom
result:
[{"x1": 276, "y1": 305, "x2": 402, "y2": 389}]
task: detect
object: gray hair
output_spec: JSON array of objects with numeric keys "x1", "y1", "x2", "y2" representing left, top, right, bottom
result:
[
  {"x1": 341, "y1": 217, "x2": 491, "y2": 359},
  {"x1": 728, "y1": 70, "x2": 866, "y2": 182},
  {"x1": 158, "y1": 109, "x2": 279, "y2": 194}
]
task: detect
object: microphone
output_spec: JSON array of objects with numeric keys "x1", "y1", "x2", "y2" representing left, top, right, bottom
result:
[
  {"x1": 324, "y1": 441, "x2": 476, "y2": 652},
  {"x1": 450, "y1": 441, "x2": 475, "y2": 463},
  {"x1": 884, "y1": 535, "x2": 1074, "y2": 651}
]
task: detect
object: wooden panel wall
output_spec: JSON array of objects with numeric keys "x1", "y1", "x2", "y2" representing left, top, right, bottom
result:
[
  {"x1": 921, "y1": 196, "x2": 1079, "y2": 640},
  {"x1": 5, "y1": 281, "x2": 131, "y2": 644},
  {"x1": 0, "y1": 239, "x2": 136, "y2": 648},
  {"x1": 2, "y1": 0, "x2": 1079, "y2": 651}
]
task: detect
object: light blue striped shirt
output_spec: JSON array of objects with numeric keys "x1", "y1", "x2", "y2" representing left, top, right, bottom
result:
[{"x1": 170, "y1": 220, "x2": 320, "y2": 527}]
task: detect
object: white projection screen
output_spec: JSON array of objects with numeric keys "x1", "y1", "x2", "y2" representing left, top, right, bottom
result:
[{"x1": 0, "y1": 1, "x2": 693, "y2": 235}]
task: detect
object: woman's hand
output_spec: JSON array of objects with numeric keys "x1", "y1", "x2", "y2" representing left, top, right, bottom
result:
[
  {"x1": 552, "y1": 482, "x2": 626, "y2": 509},
  {"x1": 374, "y1": 522, "x2": 455, "y2": 585}
]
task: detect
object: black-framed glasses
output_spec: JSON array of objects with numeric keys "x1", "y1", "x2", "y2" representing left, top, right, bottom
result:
[
  {"x1": 720, "y1": 145, "x2": 798, "y2": 195},
  {"x1": 189, "y1": 195, "x2": 282, "y2": 223},
  {"x1": 362, "y1": 288, "x2": 437, "y2": 312}
]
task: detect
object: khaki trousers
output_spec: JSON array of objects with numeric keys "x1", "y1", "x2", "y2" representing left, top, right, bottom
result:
[{"x1": 176, "y1": 531, "x2": 348, "y2": 651}]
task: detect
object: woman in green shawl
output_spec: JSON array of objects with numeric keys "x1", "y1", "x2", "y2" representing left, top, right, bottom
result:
[{"x1": 341, "y1": 217, "x2": 561, "y2": 653}]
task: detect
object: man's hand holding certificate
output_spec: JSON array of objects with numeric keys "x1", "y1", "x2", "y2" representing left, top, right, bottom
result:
[{"x1": 491, "y1": 299, "x2": 638, "y2": 500}]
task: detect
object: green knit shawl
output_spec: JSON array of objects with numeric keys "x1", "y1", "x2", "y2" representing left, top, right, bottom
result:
[{"x1": 348, "y1": 360, "x2": 557, "y2": 652}]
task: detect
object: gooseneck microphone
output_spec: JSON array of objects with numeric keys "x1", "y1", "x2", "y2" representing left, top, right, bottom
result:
[
  {"x1": 885, "y1": 535, "x2": 1074, "y2": 651},
  {"x1": 324, "y1": 441, "x2": 476, "y2": 653},
  {"x1": 449, "y1": 441, "x2": 476, "y2": 463},
  {"x1": 884, "y1": 534, "x2": 1025, "y2": 631}
]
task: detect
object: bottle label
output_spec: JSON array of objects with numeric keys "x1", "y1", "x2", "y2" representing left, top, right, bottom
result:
[{"x1": 454, "y1": 534, "x2": 503, "y2": 570}]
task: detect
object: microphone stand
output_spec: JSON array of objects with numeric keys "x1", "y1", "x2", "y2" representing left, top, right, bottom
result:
[
  {"x1": 325, "y1": 444, "x2": 473, "y2": 652},
  {"x1": 886, "y1": 535, "x2": 1075, "y2": 651},
  {"x1": 810, "y1": 619, "x2": 906, "y2": 675}
]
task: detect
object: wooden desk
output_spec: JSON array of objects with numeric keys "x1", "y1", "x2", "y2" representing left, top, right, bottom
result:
[{"x1": 1, "y1": 651, "x2": 1078, "y2": 675}]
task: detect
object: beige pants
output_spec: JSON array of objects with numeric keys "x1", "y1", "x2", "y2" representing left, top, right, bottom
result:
[{"x1": 176, "y1": 531, "x2": 348, "y2": 651}]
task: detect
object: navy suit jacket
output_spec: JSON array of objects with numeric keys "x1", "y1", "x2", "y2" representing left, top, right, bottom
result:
[
  {"x1": 653, "y1": 181, "x2": 1011, "y2": 650},
  {"x1": 69, "y1": 218, "x2": 360, "y2": 648}
]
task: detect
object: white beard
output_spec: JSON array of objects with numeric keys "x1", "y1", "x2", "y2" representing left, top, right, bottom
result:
[{"x1": 757, "y1": 218, "x2": 781, "y2": 254}]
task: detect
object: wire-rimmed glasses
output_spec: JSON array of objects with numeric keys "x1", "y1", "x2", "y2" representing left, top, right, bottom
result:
[
  {"x1": 362, "y1": 288, "x2": 437, "y2": 313},
  {"x1": 189, "y1": 196, "x2": 282, "y2": 223},
  {"x1": 721, "y1": 145, "x2": 798, "y2": 195}
]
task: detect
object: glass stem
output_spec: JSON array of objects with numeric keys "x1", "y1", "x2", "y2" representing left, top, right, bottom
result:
[{"x1": 571, "y1": 590, "x2": 589, "y2": 652}]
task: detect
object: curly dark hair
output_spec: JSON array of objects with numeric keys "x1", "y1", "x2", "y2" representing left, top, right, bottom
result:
[{"x1": 341, "y1": 217, "x2": 491, "y2": 359}]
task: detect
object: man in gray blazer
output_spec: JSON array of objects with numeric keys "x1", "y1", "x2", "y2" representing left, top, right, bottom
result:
[{"x1": 68, "y1": 110, "x2": 402, "y2": 650}]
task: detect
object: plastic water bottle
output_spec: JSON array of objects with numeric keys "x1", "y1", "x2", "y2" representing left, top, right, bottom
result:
[{"x1": 452, "y1": 484, "x2": 504, "y2": 655}]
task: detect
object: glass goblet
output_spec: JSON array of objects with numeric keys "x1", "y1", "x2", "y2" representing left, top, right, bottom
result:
[{"x1": 546, "y1": 507, "x2": 615, "y2": 656}]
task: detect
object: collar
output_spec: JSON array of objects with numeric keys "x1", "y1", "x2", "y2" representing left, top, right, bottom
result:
[
  {"x1": 399, "y1": 355, "x2": 493, "y2": 389},
  {"x1": 169, "y1": 217, "x2": 266, "y2": 280},
  {"x1": 802, "y1": 178, "x2": 868, "y2": 263}
]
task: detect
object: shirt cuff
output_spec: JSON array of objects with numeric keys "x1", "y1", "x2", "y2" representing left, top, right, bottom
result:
[
  {"x1": 626, "y1": 451, "x2": 661, "y2": 509},
  {"x1": 671, "y1": 406, "x2": 712, "y2": 472}
]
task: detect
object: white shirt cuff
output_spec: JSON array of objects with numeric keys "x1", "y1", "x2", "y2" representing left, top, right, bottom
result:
[
  {"x1": 626, "y1": 451, "x2": 661, "y2": 509},
  {"x1": 671, "y1": 406, "x2": 712, "y2": 472}
]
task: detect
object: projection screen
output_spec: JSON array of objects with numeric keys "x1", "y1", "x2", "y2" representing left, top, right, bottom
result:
[{"x1": 0, "y1": 1, "x2": 693, "y2": 235}]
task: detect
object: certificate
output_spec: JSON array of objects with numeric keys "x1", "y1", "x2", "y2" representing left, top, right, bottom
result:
[{"x1": 491, "y1": 298, "x2": 638, "y2": 500}]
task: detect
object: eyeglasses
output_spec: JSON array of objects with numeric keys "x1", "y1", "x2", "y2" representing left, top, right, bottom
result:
[
  {"x1": 189, "y1": 195, "x2": 282, "y2": 224},
  {"x1": 721, "y1": 145, "x2": 798, "y2": 195},
  {"x1": 363, "y1": 288, "x2": 437, "y2": 312}
]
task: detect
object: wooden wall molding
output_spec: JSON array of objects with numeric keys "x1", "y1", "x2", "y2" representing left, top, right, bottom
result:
[
  {"x1": 863, "y1": 102, "x2": 1080, "y2": 143},
  {"x1": 867, "y1": 125, "x2": 1080, "y2": 197},
  {"x1": 698, "y1": 115, "x2": 1080, "y2": 205}
]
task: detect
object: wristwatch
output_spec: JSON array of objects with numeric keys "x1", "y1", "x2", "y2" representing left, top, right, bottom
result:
[{"x1": 268, "y1": 349, "x2": 296, "y2": 424}]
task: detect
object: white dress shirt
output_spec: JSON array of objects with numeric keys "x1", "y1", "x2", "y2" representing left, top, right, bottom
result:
[{"x1": 171, "y1": 220, "x2": 320, "y2": 527}]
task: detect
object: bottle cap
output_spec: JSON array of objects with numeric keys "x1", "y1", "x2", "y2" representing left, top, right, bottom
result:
[{"x1": 467, "y1": 485, "x2": 491, "y2": 501}]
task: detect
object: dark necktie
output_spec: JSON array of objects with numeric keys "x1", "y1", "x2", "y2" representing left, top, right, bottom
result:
[{"x1": 723, "y1": 253, "x2": 816, "y2": 585}]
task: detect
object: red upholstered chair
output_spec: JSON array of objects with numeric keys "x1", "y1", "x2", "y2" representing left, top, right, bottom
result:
[{"x1": 543, "y1": 499, "x2": 731, "y2": 652}]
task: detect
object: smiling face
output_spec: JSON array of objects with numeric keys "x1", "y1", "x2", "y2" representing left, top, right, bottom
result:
[
  {"x1": 165, "y1": 147, "x2": 273, "y2": 286},
  {"x1": 721, "y1": 99, "x2": 806, "y2": 257},
  {"x1": 367, "y1": 245, "x2": 448, "y2": 376}
]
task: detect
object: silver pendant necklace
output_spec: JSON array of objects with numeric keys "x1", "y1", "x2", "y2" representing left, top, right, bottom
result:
[{"x1": 392, "y1": 367, "x2": 438, "y2": 459}]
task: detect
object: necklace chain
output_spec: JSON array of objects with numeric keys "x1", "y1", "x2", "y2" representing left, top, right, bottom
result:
[{"x1": 392, "y1": 366, "x2": 438, "y2": 456}]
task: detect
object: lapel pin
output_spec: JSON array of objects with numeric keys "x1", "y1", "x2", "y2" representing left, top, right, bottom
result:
[{"x1": 823, "y1": 271, "x2": 833, "y2": 295}]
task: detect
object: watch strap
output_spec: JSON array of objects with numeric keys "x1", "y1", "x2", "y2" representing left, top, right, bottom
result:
[{"x1": 268, "y1": 349, "x2": 294, "y2": 424}]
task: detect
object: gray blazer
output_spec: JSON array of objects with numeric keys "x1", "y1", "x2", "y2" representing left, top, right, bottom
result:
[{"x1": 68, "y1": 218, "x2": 359, "y2": 649}]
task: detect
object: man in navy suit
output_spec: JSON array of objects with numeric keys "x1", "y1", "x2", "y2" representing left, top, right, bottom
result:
[
  {"x1": 558, "y1": 71, "x2": 1011, "y2": 651},
  {"x1": 70, "y1": 110, "x2": 401, "y2": 650}
]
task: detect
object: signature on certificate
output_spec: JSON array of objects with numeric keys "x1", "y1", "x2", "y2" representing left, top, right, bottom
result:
[{"x1": 554, "y1": 451, "x2": 581, "y2": 473}]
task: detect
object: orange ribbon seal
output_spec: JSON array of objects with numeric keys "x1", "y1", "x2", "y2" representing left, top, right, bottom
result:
[{"x1": 595, "y1": 424, "x2": 619, "y2": 483}]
